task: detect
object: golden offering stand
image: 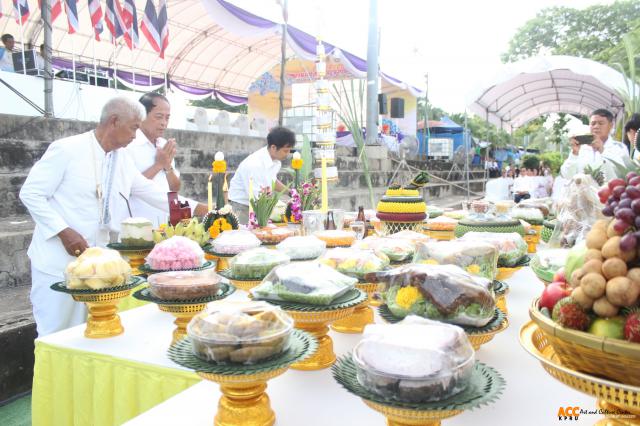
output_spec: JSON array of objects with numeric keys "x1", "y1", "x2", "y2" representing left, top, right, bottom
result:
[
  {"x1": 467, "y1": 317, "x2": 509, "y2": 351},
  {"x1": 525, "y1": 225, "x2": 542, "y2": 253},
  {"x1": 169, "y1": 330, "x2": 316, "y2": 426},
  {"x1": 364, "y1": 401, "x2": 462, "y2": 426},
  {"x1": 51, "y1": 277, "x2": 144, "y2": 338},
  {"x1": 520, "y1": 321, "x2": 640, "y2": 425},
  {"x1": 106, "y1": 243, "x2": 153, "y2": 276},
  {"x1": 331, "y1": 282, "x2": 377, "y2": 333}
]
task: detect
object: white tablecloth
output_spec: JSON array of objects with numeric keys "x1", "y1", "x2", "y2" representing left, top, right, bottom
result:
[{"x1": 117, "y1": 267, "x2": 598, "y2": 426}]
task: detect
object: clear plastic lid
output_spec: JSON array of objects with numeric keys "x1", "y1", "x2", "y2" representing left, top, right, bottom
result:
[
  {"x1": 146, "y1": 236, "x2": 205, "y2": 271},
  {"x1": 275, "y1": 236, "x2": 327, "y2": 260},
  {"x1": 252, "y1": 226, "x2": 295, "y2": 244},
  {"x1": 318, "y1": 247, "x2": 390, "y2": 279},
  {"x1": 369, "y1": 264, "x2": 496, "y2": 327},
  {"x1": 147, "y1": 269, "x2": 223, "y2": 300},
  {"x1": 459, "y1": 232, "x2": 527, "y2": 267},
  {"x1": 413, "y1": 240, "x2": 499, "y2": 280},
  {"x1": 229, "y1": 247, "x2": 290, "y2": 279},
  {"x1": 251, "y1": 262, "x2": 357, "y2": 305},
  {"x1": 313, "y1": 229, "x2": 356, "y2": 247},
  {"x1": 533, "y1": 248, "x2": 570, "y2": 270},
  {"x1": 511, "y1": 206, "x2": 544, "y2": 222},
  {"x1": 352, "y1": 237, "x2": 416, "y2": 262},
  {"x1": 211, "y1": 230, "x2": 261, "y2": 254},
  {"x1": 354, "y1": 316, "x2": 474, "y2": 379},
  {"x1": 64, "y1": 247, "x2": 131, "y2": 289},
  {"x1": 387, "y1": 230, "x2": 432, "y2": 243}
]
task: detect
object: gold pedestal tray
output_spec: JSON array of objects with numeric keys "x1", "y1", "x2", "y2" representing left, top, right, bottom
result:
[
  {"x1": 107, "y1": 243, "x2": 154, "y2": 276},
  {"x1": 426, "y1": 229, "x2": 455, "y2": 241},
  {"x1": 218, "y1": 269, "x2": 263, "y2": 292},
  {"x1": 379, "y1": 306, "x2": 508, "y2": 351},
  {"x1": 332, "y1": 282, "x2": 377, "y2": 334},
  {"x1": 50, "y1": 276, "x2": 144, "y2": 338},
  {"x1": 258, "y1": 288, "x2": 367, "y2": 370},
  {"x1": 496, "y1": 255, "x2": 530, "y2": 281},
  {"x1": 525, "y1": 225, "x2": 542, "y2": 253},
  {"x1": 520, "y1": 321, "x2": 640, "y2": 425},
  {"x1": 332, "y1": 356, "x2": 506, "y2": 426},
  {"x1": 493, "y1": 280, "x2": 509, "y2": 315},
  {"x1": 168, "y1": 330, "x2": 316, "y2": 426},
  {"x1": 203, "y1": 248, "x2": 235, "y2": 272},
  {"x1": 132, "y1": 283, "x2": 236, "y2": 345}
]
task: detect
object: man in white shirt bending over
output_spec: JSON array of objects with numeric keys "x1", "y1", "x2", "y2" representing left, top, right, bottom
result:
[
  {"x1": 228, "y1": 126, "x2": 295, "y2": 224},
  {"x1": 126, "y1": 93, "x2": 180, "y2": 227}
]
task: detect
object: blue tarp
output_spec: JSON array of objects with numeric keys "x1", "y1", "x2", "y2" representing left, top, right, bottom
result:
[{"x1": 417, "y1": 116, "x2": 464, "y2": 157}]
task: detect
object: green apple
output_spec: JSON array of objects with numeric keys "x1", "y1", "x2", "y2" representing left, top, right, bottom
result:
[{"x1": 587, "y1": 316, "x2": 625, "y2": 339}]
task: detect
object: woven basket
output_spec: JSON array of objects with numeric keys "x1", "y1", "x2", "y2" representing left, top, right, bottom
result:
[
  {"x1": 454, "y1": 219, "x2": 525, "y2": 238},
  {"x1": 381, "y1": 221, "x2": 421, "y2": 236},
  {"x1": 529, "y1": 299, "x2": 640, "y2": 386}
]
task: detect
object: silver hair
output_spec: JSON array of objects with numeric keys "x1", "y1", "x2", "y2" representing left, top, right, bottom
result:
[{"x1": 99, "y1": 96, "x2": 145, "y2": 124}]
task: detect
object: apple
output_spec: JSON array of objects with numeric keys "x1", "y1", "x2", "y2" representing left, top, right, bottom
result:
[
  {"x1": 588, "y1": 316, "x2": 625, "y2": 339},
  {"x1": 539, "y1": 283, "x2": 571, "y2": 311},
  {"x1": 552, "y1": 269, "x2": 567, "y2": 284}
]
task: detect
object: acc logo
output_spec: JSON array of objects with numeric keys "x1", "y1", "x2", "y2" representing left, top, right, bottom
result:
[{"x1": 557, "y1": 406, "x2": 581, "y2": 420}]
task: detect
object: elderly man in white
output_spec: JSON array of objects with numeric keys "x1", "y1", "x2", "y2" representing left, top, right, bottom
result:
[
  {"x1": 125, "y1": 92, "x2": 181, "y2": 227},
  {"x1": 20, "y1": 97, "x2": 195, "y2": 336}
]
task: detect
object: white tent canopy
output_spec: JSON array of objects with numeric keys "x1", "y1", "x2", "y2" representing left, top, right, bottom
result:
[
  {"x1": 467, "y1": 55, "x2": 627, "y2": 131},
  {"x1": 0, "y1": 0, "x2": 422, "y2": 102}
]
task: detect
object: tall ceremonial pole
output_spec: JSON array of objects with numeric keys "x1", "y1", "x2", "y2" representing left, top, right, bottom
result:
[
  {"x1": 43, "y1": 0, "x2": 54, "y2": 116},
  {"x1": 365, "y1": 0, "x2": 379, "y2": 145}
]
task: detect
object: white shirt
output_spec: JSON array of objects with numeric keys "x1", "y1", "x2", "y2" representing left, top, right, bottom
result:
[
  {"x1": 125, "y1": 129, "x2": 179, "y2": 227},
  {"x1": 512, "y1": 176, "x2": 532, "y2": 194},
  {"x1": 532, "y1": 176, "x2": 548, "y2": 198},
  {"x1": 603, "y1": 136, "x2": 629, "y2": 160},
  {"x1": 228, "y1": 146, "x2": 281, "y2": 206},
  {"x1": 0, "y1": 47, "x2": 14, "y2": 71},
  {"x1": 20, "y1": 131, "x2": 180, "y2": 276}
]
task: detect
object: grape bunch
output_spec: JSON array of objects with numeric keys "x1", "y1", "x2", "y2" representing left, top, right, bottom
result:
[{"x1": 599, "y1": 172, "x2": 640, "y2": 252}]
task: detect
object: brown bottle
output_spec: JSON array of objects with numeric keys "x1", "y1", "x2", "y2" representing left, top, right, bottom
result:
[
  {"x1": 356, "y1": 206, "x2": 366, "y2": 223},
  {"x1": 325, "y1": 211, "x2": 337, "y2": 230}
]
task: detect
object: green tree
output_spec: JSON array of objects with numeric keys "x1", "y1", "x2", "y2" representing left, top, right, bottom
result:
[
  {"x1": 502, "y1": 1, "x2": 640, "y2": 65},
  {"x1": 449, "y1": 113, "x2": 511, "y2": 148},
  {"x1": 417, "y1": 99, "x2": 446, "y2": 122}
]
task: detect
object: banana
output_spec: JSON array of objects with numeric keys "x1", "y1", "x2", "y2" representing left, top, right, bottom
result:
[
  {"x1": 174, "y1": 222, "x2": 184, "y2": 236},
  {"x1": 165, "y1": 225, "x2": 175, "y2": 238}
]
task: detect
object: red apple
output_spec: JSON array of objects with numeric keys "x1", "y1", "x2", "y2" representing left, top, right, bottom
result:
[
  {"x1": 539, "y1": 283, "x2": 571, "y2": 311},
  {"x1": 552, "y1": 269, "x2": 566, "y2": 284}
]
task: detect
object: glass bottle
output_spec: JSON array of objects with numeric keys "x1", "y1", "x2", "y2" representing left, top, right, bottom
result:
[
  {"x1": 356, "y1": 206, "x2": 366, "y2": 223},
  {"x1": 325, "y1": 211, "x2": 337, "y2": 230}
]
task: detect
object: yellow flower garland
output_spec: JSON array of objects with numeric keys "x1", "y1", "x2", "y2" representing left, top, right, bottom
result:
[
  {"x1": 395, "y1": 286, "x2": 422, "y2": 310},
  {"x1": 208, "y1": 217, "x2": 232, "y2": 238}
]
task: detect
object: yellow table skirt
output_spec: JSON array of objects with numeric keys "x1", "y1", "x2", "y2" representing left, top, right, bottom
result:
[
  {"x1": 117, "y1": 283, "x2": 149, "y2": 312},
  {"x1": 32, "y1": 341, "x2": 200, "y2": 426}
]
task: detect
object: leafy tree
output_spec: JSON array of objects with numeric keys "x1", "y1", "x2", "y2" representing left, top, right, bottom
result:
[
  {"x1": 502, "y1": 1, "x2": 640, "y2": 65},
  {"x1": 417, "y1": 99, "x2": 446, "y2": 122},
  {"x1": 448, "y1": 113, "x2": 511, "y2": 148},
  {"x1": 522, "y1": 154, "x2": 540, "y2": 170},
  {"x1": 540, "y1": 152, "x2": 563, "y2": 175}
]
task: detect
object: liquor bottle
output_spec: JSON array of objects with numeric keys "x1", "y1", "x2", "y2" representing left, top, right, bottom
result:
[
  {"x1": 325, "y1": 211, "x2": 337, "y2": 230},
  {"x1": 356, "y1": 206, "x2": 366, "y2": 223}
]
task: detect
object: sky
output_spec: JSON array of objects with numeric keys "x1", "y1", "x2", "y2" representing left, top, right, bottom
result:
[{"x1": 231, "y1": 0, "x2": 614, "y2": 114}]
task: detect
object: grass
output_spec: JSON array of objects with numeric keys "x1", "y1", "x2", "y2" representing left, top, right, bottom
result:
[{"x1": 0, "y1": 393, "x2": 31, "y2": 426}]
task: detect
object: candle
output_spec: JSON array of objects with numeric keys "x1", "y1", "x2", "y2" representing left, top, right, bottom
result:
[
  {"x1": 207, "y1": 176, "x2": 213, "y2": 212},
  {"x1": 321, "y1": 157, "x2": 328, "y2": 213},
  {"x1": 248, "y1": 177, "x2": 254, "y2": 214}
]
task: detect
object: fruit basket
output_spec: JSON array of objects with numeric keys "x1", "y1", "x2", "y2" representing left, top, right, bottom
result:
[
  {"x1": 520, "y1": 321, "x2": 640, "y2": 423},
  {"x1": 529, "y1": 298, "x2": 640, "y2": 386}
]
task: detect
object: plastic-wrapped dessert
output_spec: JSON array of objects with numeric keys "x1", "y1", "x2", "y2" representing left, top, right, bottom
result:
[
  {"x1": 318, "y1": 248, "x2": 390, "y2": 279},
  {"x1": 147, "y1": 269, "x2": 223, "y2": 300},
  {"x1": 387, "y1": 230, "x2": 431, "y2": 244},
  {"x1": 530, "y1": 248, "x2": 570, "y2": 282},
  {"x1": 413, "y1": 240, "x2": 499, "y2": 280},
  {"x1": 353, "y1": 316, "x2": 475, "y2": 402},
  {"x1": 251, "y1": 262, "x2": 357, "y2": 305},
  {"x1": 120, "y1": 217, "x2": 153, "y2": 246},
  {"x1": 187, "y1": 301, "x2": 293, "y2": 364},
  {"x1": 65, "y1": 247, "x2": 132, "y2": 289},
  {"x1": 425, "y1": 216, "x2": 458, "y2": 231},
  {"x1": 313, "y1": 229, "x2": 356, "y2": 248},
  {"x1": 352, "y1": 237, "x2": 416, "y2": 263},
  {"x1": 459, "y1": 232, "x2": 527, "y2": 267},
  {"x1": 210, "y1": 230, "x2": 261, "y2": 255},
  {"x1": 510, "y1": 206, "x2": 544, "y2": 224},
  {"x1": 251, "y1": 225, "x2": 295, "y2": 244},
  {"x1": 146, "y1": 236, "x2": 204, "y2": 271},
  {"x1": 229, "y1": 248, "x2": 290, "y2": 280},
  {"x1": 366, "y1": 264, "x2": 495, "y2": 327},
  {"x1": 275, "y1": 236, "x2": 326, "y2": 260}
]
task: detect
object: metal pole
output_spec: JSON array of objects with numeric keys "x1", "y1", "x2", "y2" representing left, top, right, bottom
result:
[
  {"x1": 464, "y1": 111, "x2": 470, "y2": 200},
  {"x1": 43, "y1": 0, "x2": 54, "y2": 117},
  {"x1": 92, "y1": 35, "x2": 98, "y2": 87},
  {"x1": 18, "y1": 8, "x2": 27, "y2": 75},
  {"x1": 422, "y1": 73, "x2": 429, "y2": 159},
  {"x1": 277, "y1": 0, "x2": 288, "y2": 126},
  {"x1": 365, "y1": 0, "x2": 379, "y2": 145}
]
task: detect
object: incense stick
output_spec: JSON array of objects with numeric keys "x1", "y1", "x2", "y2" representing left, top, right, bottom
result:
[{"x1": 119, "y1": 192, "x2": 133, "y2": 217}]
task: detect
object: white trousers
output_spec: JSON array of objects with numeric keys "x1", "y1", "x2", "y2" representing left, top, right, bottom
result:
[{"x1": 31, "y1": 267, "x2": 87, "y2": 336}]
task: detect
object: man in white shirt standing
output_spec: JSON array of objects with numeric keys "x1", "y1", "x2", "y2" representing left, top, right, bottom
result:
[
  {"x1": 125, "y1": 93, "x2": 180, "y2": 227},
  {"x1": 590, "y1": 108, "x2": 630, "y2": 163},
  {"x1": 0, "y1": 34, "x2": 15, "y2": 72},
  {"x1": 228, "y1": 126, "x2": 295, "y2": 223},
  {"x1": 20, "y1": 97, "x2": 198, "y2": 336}
]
